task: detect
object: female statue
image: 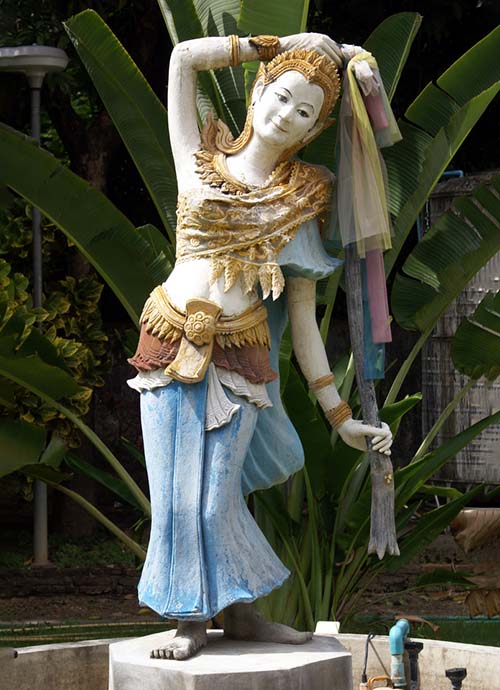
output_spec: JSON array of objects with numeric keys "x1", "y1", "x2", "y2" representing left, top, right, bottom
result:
[{"x1": 128, "y1": 32, "x2": 393, "y2": 660}]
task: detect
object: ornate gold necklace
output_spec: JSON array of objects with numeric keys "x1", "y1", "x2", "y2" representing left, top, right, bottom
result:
[{"x1": 195, "y1": 147, "x2": 294, "y2": 195}]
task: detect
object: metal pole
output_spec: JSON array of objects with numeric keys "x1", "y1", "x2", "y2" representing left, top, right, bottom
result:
[{"x1": 29, "y1": 72, "x2": 50, "y2": 566}]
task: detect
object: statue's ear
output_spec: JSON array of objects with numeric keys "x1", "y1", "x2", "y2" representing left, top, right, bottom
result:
[{"x1": 251, "y1": 77, "x2": 266, "y2": 106}]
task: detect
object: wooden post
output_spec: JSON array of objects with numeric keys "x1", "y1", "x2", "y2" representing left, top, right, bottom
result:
[{"x1": 345, "y1": 246, "x2": 399, "y2": 558}]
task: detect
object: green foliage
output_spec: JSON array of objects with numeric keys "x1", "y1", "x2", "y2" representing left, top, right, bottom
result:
[
  {"x1": 64, "y1": 10, "x2": 178, "y2": 242},
  {"x1": 0, "y1": 194, "x2": 108, "y2": 444},
  {"x1": 452, "y1": 291, "x2": 500, "y2": 381},
  {"x1": 52, "y1": 537, "x2": 135, "y2": 567},
  {"x1": 0, "y1": 528, "x2": 135, "y2": 568}
]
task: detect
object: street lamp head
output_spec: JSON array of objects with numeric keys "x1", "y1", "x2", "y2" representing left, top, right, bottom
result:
[{"x1": 0, "y1": 45, "x2": 68, "y2": 87}]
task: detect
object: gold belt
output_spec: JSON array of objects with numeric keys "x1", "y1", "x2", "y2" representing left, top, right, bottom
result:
[{"x1": 140, "y1": 286, "x2": 270, "y2": 383}]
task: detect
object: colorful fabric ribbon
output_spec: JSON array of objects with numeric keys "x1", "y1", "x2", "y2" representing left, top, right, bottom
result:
[{"x1": 336, "y1": 49, "x2": 402, "y2": 374}]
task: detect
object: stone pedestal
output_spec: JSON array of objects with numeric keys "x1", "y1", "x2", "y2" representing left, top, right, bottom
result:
[{"x1": 109, "y1": 630, "x2": 352, "y2": 690}]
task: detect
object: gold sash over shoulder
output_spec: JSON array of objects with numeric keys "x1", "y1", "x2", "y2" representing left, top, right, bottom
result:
[{"x1": 175, "y1": 116, "x2": 333, "y2": 300}]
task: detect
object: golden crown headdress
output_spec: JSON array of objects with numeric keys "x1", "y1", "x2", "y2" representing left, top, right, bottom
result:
[{"x1": 258, "y1": 49, "x2": 341, "y2": 121}]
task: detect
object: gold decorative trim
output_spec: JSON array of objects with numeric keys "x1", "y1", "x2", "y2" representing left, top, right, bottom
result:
[
  {"x1": 325, "y1": 401, "x2": 352, "y2": 429},
  {"x1": 309, "y1": 373, "x2": 335, "y2": 393},
  {"x1": 248, "y1": 35, "x2": 280, "y2": 61},
  {"x1": 140, "y1": 287, "x2": 271, "y2": 350},
  {"x1": 195, "y1": 141, "x2": 294, "y2": 195},
  {"x1": 228, "y1": 35, "x2": 240, "y2": 67}
]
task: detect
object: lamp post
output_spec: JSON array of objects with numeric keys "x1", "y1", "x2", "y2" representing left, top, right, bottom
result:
[{"x1": 0, "y1": 45, "x2": 68, "y2": 566}]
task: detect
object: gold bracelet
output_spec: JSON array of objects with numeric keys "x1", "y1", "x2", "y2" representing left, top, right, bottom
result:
[
  {"x1": 309, "y1": 373, "x2": 335, "y2": 394},
  {"x1": 248, "y1": 35, "x2": 280, "y2": 61},
  {"x1": 325, "y1": 401, "x2": 352, "y2": 430},
  {"x1": 228, "y1": 35, "x2": 240, "y2": 67}
]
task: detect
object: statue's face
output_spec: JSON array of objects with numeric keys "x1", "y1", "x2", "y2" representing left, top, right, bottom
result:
[{"x1": 252, "y1": 70, "x2": 325, "y2": 150}]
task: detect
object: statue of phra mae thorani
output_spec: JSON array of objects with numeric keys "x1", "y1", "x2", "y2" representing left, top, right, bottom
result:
[{"x1": 128, "y1": 32, "x2": 401, "y2": 661}]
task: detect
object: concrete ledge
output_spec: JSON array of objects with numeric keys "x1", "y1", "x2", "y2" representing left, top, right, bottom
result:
[
  {"x1": 109, "y1": 630, "x2": 353, "y2": 690},
  {"x1": 1, "y1": 638, "x2": 119, "y2": 690}
]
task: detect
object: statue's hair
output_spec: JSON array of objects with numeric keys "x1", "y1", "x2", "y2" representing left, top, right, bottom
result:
[{"x1": 214, "y1": 49, "x2": 341, "y2": 156}]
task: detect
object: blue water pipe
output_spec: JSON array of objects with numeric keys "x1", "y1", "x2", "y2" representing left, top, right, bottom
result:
[{"x1": 389, "y1": 619, "x2": 410, "y2": 687}]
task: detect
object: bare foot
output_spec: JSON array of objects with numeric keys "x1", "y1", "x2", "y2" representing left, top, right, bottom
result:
[
  {"x1": 224, "y1": 602, "x2": 312, "y2": 644},
  {"x1": 150, "y1": 621, "x2": 207, "y2": 660}
]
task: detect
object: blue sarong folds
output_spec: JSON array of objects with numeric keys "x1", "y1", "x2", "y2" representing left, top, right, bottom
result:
[{"x1": 138, "y1": 379, "x2": 290, "y2": 620}]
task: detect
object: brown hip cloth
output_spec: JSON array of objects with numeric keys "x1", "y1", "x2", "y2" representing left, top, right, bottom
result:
[{"x1": 128, "y1": 325, "x2": 277, "y2": 385}]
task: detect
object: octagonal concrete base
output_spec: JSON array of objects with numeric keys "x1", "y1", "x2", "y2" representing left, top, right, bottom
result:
[{"x1": 108, "y1": 630, "x2": 352, "y2": 690}]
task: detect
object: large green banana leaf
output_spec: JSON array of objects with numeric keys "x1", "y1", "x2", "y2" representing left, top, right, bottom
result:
[
  {"x1": 395, "y1": 410, "x2": 500, "y2": 511},
  {"x1": 0, "y1": 310, "x2": 151, "y2": 513},
  {"x1": 64, "y1": 11, "x2": 177, "y2": 243},
  {"x1": 65, "y1": 454, "x2": 144, "y2": 512},
  {"x1": 391, "y1": 174, "x2": 500, "y2": 333},
  {"x1": 0, "y1": 417, "x2": 45, "y2": 478},
  {"x1": 0, "y1": 124, "x2": 169, "y2": 324},
  {"x1": 365, "y1": 12, "x2": 422, "y2": 102},
  {"x1": 384, "y1": 26, "x2": 500, "y2": 273},
  {"x1": 157, "y1": 0, "x2": 246, "y2": 133},
  {"x1": 239, "y1": 0, "x2": 309, "y2": 36},
  {"x1": 452, "y1": 291, "x2": 500, "y2": 381},
  {"x1": 0, "y1": 311, "x2": 82, "y2": 401}
]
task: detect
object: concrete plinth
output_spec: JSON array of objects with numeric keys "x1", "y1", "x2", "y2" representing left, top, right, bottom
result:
[{"x1": 109, "y1": 630, "x2": 352, "y2": 690}]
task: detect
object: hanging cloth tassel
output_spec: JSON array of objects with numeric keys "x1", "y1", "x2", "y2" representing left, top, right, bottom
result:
[
  {"x1": 337, "y1": 50, "x2": 401, "y2": 366},
  {"x1": 362, "y1": 260, "x2": 386, "y2": 380}
]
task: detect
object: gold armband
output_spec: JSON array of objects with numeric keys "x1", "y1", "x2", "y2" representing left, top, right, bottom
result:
[
  {"x1": 309, "y1": 373, "x2": 335, "y2": 394},
  {"x1": 228, "y1": 35, "x2": 240, "y2": 67},
  {"x1": 248, "y1": 35, "x2": 280, "y2": 61},
  {"x1": 325, "y1": 401, "x2": 352, "y2": 430}
]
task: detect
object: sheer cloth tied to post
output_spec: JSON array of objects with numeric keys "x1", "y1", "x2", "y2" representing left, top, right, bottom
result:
[{"x1": 337, "y1": 47, "x2": 402, "y2": 557}]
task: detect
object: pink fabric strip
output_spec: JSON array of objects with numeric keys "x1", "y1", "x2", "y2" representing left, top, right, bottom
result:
[
  {"x1": 365, "y1": 249, "x2": 392, "y2": 344},
  {"x1": 363, "y1": 91, "x2": 389, "y2": 131}
]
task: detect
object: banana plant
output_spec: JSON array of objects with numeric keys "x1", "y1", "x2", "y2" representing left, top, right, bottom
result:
[{"x1": 0, "y1": 2, "x2": 499, "y2": 627}]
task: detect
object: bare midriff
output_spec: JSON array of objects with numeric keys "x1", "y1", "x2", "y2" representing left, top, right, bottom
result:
[{"x1": 163, "y1": 257, "x2": 260, "y2": 317}]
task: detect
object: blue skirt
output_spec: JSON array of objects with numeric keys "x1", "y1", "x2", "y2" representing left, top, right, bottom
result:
[{"x1": 138, "y1": 376, "x2": 290, "y2": 621}]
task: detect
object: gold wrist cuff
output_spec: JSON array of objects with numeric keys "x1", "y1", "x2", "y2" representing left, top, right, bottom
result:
[
  {"x1": 309, "y1": 373, "x2": 335, "y2": 393},
  {"x1": 248, "y1": 35, "x2": 280, "y2": 61},
  {"x1": 229, "y1": 35, "x2": 240, "y2": 66},
  {"x1": 325, "y1": 401, "x2": 352, "y2": 430}
]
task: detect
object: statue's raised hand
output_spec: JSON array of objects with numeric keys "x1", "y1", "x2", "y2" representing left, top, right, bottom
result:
[
  {"x1": 279, "y1": 33, "x2": 343, "y2": 67},
  {"x1": 337, "y1": 419, "x2": 392, "y2": 455}
]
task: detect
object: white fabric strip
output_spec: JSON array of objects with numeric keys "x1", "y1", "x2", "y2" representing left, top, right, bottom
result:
[{"x1": 127, "y1": 364, "x2": 272, "y2": 430}]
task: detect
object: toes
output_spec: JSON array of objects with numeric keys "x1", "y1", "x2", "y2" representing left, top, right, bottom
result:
[
  {"x1": 173, "y1": 644, "x2": 191, "y2": 660},
  {"x1": 150, "y1": 646, "x2": 174, "y2": 660}
]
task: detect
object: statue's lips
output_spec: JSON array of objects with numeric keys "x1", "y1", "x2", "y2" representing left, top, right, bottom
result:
[{"x1": 271, "y1": 119, "x2": 288, "y2": 133}]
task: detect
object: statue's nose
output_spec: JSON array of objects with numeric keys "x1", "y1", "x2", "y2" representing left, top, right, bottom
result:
[{"x1": 278, "y1": 105, "x2": 293, "y2": 122}]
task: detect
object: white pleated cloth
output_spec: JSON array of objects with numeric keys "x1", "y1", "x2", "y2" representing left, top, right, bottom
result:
[{"x1": 127, "y1": 363, "x2": 272, "y2": 431}]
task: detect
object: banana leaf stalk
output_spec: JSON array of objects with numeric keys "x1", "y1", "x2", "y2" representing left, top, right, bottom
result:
[{"x1": 345, "y1": 245, "x2": 399, "y2": 558}]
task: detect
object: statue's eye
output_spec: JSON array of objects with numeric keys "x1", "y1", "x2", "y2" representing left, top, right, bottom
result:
[
  {"x1": 298, "y1": 109, "x2": 309, "y2": 118},
  {"x1": 276, "y1": 92, "x2": 287, "y2": 103}
]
